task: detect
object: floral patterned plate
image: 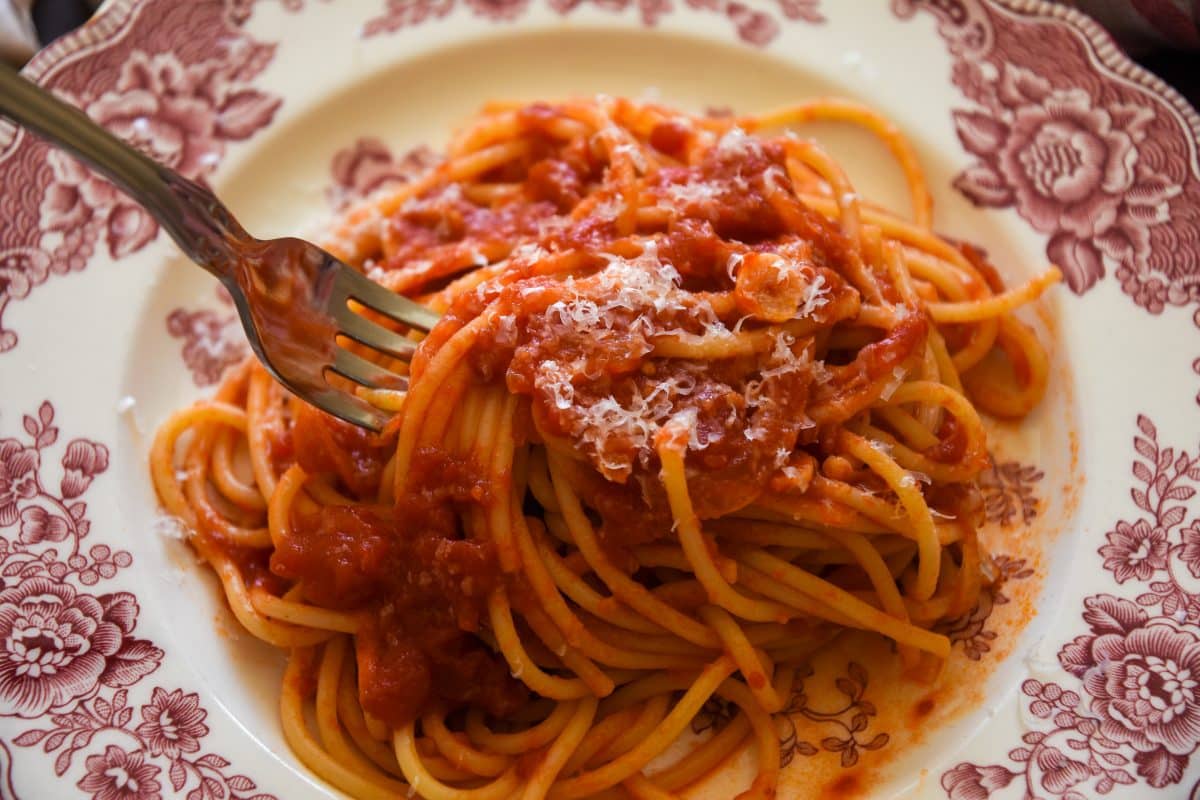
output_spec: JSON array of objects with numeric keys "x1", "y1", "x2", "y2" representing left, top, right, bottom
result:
[{"x1": 1, "y1": 0, "x2": 1198, "y2": 797}]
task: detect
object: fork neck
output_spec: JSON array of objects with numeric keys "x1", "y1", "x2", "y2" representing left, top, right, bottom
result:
[{"x1": 0, "y1": 64, "x2": 252, "y2": 281}]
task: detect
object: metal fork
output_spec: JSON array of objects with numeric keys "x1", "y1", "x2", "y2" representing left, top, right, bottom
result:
[{"x1": 0, "y1": 64, "x2": 438, "y2": 431}]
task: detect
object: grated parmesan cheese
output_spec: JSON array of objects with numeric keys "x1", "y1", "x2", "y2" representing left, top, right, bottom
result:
[
  {"x1": 726, "y1": 252, "x2": 744, "y2": 282},
  {"x1": 664, "y1": 178, "x2": 721, "y2": 208},
  {"x1": 567, "y1": 374, "x2": 713, "y2": 479},
  {"x1": 879, "y1": 365, "x2": 909, "y2": 401},
  {"x1": 538, "y1": 360, "x2": 576, "y2": 410},
  {"x1": 795, "y1": 273, "x2": 829, "y2": 319},
  {"x1": 781, "y1": 465, "x2": 805, "y2": 481},
  {"x1": 612, "y1": 142, "x2": 648, "y2": 174},
  {"x1": 154, "y1": 515, "x2": 188, "y2": 541},
  {"x1": 667, "y1": 407, "x2": 709, "y2": 451},
  {"x1": 527, "y1": 242, "x2": 749, "y2": 477},
  {"x1": 511, "y1": 242, "x2": 550, "y2": 263},
  {"x1": 743, "y1": 333, "x2": 813, "y2": 441},
  {"x1": 591, "y1": 197, "x2": 625, "y2": 222},
  {"x1": 715, "y1": 127, "x2": 762, "y2": 160},
  {"x1": 493, "y1": 314, "x2": 518, "y2": 347}
]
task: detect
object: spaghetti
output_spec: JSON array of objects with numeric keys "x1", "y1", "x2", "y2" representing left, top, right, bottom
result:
[{"x1": 151, "y1": 96, "x2": 1059, "y2": 799}]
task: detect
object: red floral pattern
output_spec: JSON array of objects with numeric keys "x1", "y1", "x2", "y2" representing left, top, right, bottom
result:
[
  {"x1": 941, "y1": 416, "x2": 1200, "y2": 797},
  {"x1": 165, "y1": 289, "x2": 247, "y2": 389},
  {"x1": 3, "y1": 0, "x2": 1196, "y2": 796},
  {"x1": 0, "y1": 402, "x2": 277, "y2": 798},
  {"x1": 0, "y1": 4, "x2": 287, "y2": 784},
  {"x1": 691, "y1": 661, "x2": 889, "y2": 769},
  {"x1": 1065, "y1": 606, "x2": 1200, "y2": 760},
  {"x1": 135, "y1": 689, "x2": 208, "y2": 761},
  {"x1": 895, "y1": 0, "x2": 1200, "y2": 316},
  {"x1": 36, "y1": 43, "x2": 281, "y2": 264},
  {"x1": 77, "y1": 746, "x2": 160, "y2": 800},
  {"x1": 0, "y1": 580, "x2": 157, "y2": 720},
  {"x1": 60, "y1": 442, "x2": 109, "y2": 502},
  {"x1": 19, "y1": 507, "x2": 70, "y2": 546},
  {"x1": 889, "y1": 7, "x2": 1200, "y2": 787},
  {"x1": 938, "y1": 555, "x2": 1035, "y2": 661},
  {"x1": 943, "y1": 762, "x2": 1018, "y2": 799},
  {"x1": 0, "y1": 250, "x2": 50, "y2": 344},
  {"x1": 980, "y1": 459, "x2": 1043, "y2": 527},
  {"x1": 363, "y1": 0, "x2": 823, "y2": 45},
  {"x1": 328, "y1": 138, "x2": 437, "y2": 210},
  {"x1": 1101, "y1": 520, "x2": 1170, "y2": 583},
  {"x1": 0, "y1": 0, "x2": 281, "y2": 356},
  {"x1": 0, "y1": 441, "x2": 38, "y2": 528}
]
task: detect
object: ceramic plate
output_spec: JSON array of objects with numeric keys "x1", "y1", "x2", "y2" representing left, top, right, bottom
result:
[{"x1": 1, "y1": 0, "x2": 1199, "y2": 797}]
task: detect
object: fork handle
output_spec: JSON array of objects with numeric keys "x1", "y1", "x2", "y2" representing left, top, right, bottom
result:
[{"x1": 0, "y1": 64, "x2": 250, "y2": 279}]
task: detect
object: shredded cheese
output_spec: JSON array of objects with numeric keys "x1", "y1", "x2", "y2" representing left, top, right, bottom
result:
[
  {"x1": 796, "y1": 273, "x2": 829, "y2": 319},
  {"x1": 726, "y1": 252, "x2": 744, "y2": 282},
  {"x1": 715, "y1": 127, "x2": 762, "y2": 161}
]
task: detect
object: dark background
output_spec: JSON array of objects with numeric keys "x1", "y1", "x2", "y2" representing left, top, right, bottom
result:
[
  {"x1": 28, "y1": 0, "x2": 1200, "y2": 110},
  {"x1": 1137, "y1": 52, "x2": 1200, "y2": 109}
]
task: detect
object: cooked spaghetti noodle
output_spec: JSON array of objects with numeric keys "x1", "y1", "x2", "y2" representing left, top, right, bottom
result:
[{"x1": 151, "y1": 96, "x2": 1059, "y2": 799}]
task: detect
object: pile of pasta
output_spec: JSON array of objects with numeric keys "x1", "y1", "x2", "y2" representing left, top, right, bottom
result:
[{"x1": 153, "y1": 96, "x2": 1058, "y2": 800}]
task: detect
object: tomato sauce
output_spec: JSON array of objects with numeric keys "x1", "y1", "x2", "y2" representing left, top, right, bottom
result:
[
  {"x1": 262, "y1": 408, "x2": 522, "y2": 727},
  {"x1": 454, "y1": 126, "x2": 880, "y2": 535},
  {"x1": 291, "y1": 402, "x2": 389, "y2": 497},
  {"x1": 257, "y1": 111, "x2": 955, "y2": 727}
]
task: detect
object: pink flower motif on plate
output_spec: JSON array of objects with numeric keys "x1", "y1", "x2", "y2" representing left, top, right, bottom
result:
[
  {"x1": 135, "y1": 687, "x2": 209, "y2": 760},
  {"x1": 363, "y1": 0, "x2": 821, "y2": 45},
  {"x1": 1034, "y1": 747, "x2": 1092, "y2": 794},
  {"x1": 327, "y1": 138, "x2": 438, "y2": 210},
  {"x1": 77, "y1": 744, "x2": 162, "y2": 800},
  {"x1": 952, "y1": 65, "x2": 1178, "y2": 295},
  {"x1": 88, "y1": 54, "x2": 220, "y2": 174},
  {"x1": 41, "y1": 51, "x2": 281, "y2": 262},
  {"x1": 465, "y1": 0, "x2": 531, "y2": 19},
  {"x1": 0, "y1": 247, "x2": 51, "y2": 308},
  {"x1": 0, "y1": 0, "x2": 283, "y2": 356},
  {"x1": 18, "y1": 506, "x2": 70, "y2": 545},
  {"x1": 1180, "y1": 523, "x2": 1200, "y2": 579},
  {"x1": 1101, "y1": 519, "x2": 1170, "y2": 583},
  {"x1": 897, "y1": 0, "x2": 1200, "y2": 323},
  {"x1": 937, "y1": 414, "x2": 1200, "y2": 796},
  {"x1": 165, "y1": 306, "x2": 247, "y2": 388},
  {"x1": 0, "y1": 439, "x2": 39, "y2": 528},
  {"x1": 0, "y1": 579, "x2": 162, "y2": 719},
  {"x1": 39, "y1": 149, "x2": 150, "y2": 263},
  {"x1": 0, "y1": 398, "x2": 275, "y2": 795},
  {"x1": 722, "y1": 1, "x2": 780, "y2": 46},
  {"x1": 941, "y1": 762, "x2": 1017, "y2": 799},
  {"x1": 1060, "y1": 596, "x2": 1200, "y2": 786},
  {"x1": 61, "y1": 439, "x2": 110, "y2": 500},
  {"x1": 773, "y1": 0, "x2": 822, "y2": 22}
]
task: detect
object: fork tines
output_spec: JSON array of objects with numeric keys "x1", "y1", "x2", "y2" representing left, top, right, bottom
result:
[
  {"x1": 329, "y1": 347, "x2": 408, "y2": 391},
  {"x1": 320, "y1": 266, "x2": 442, "y2": 408},
  {"x1": 335, "y1": 311, "x2": 419, "y2": 361},
  {"x1": 334, "y1": 268, "x2": 441, "y2": 332}
]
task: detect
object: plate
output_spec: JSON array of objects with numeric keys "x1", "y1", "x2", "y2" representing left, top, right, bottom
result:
[{"x1": 1, "y1": 0, "x2": 1198, "y2": 797}]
